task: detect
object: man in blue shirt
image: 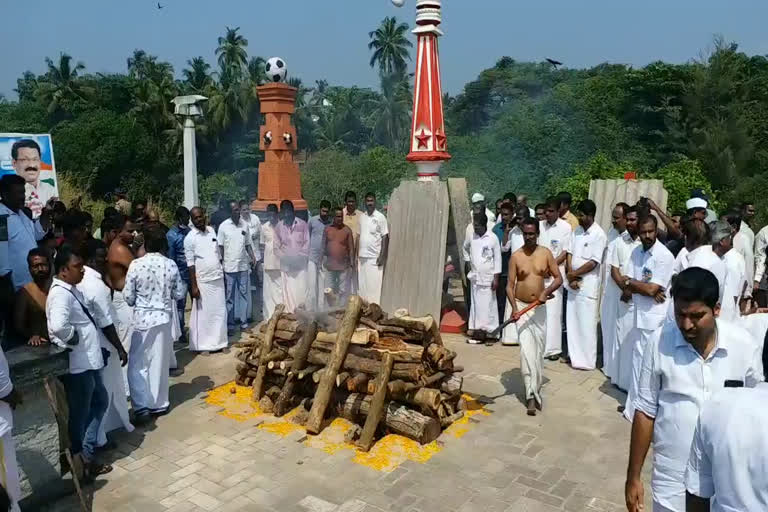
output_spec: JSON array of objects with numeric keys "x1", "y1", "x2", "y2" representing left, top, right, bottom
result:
[
  {"x1": 307, "y1": 200, "x2": 332, "y2": 310},
  {"x1": 166, "y1": 206, "x2": 190, "y2": 342},
  {"x1": 492, "y1": 203, "x2": 515, "y2": 324}
]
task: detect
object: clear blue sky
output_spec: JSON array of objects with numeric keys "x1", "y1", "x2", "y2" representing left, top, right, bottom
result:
[{"x1": 2, "y1": 0, "x2": 767, "y2": 99}]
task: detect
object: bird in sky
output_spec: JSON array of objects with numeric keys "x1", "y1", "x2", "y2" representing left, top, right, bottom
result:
[
  {"x1": 157, "y1": 2, "x2": 164, "y2": 9},
  {"x1": 546, "y1": 58, "x2": 563, "y2": 69}
]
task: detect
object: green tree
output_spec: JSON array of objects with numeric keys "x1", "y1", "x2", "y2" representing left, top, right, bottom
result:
[
  {"x1": 368, "y1": 17, "x2": 413, "y2": 75},
  {"x1": 216, "y1": 26, "x2": 249, "y2": 79},
  {"x1": 369, "y1": 71, "x2": 411, "y2": 150},
  {"x1": 653, "y1": 158, "x2": 718, "y2": 214},
  {"x1": 183, "y1": 57, "x2": 213, "y2": 92},
  {"x1": 36, "y1": 53, "x2": 91, "y2": 113}
]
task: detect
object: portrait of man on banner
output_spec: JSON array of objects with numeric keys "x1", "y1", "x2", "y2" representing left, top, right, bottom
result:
[{"x1": 0, "y1": 134, "x2": 58, "y2": 218}]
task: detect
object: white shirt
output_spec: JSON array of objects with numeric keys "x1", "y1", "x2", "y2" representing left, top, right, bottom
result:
[
  {"x1": 674, "y1": 245, "x2": 727, "y2": 302},
  {"x1": 77, "y1": 266, "x2": 117, "y2": 351},
  {"x1": 685, "y1": 383, "x2": 768, "y2": 512},
  {"x1": 629, "y1": 240, "x2": 674, "y2": 330},
  {"x1": 566, "y1": 222, "x2": 607, "y2": 299},
  {"x1": 184, "y1": 226, "x2": 224, "y2": 282},
  {"x1": 467, "y1": 231, "x2": 502, "y2": 287},
  {"x1": 123, "y1": 253, "x2": 186, "y2": 331},
  {"x1": 0, "y1": 202, "x2": 45, "y2": 289},
  {"x1": 500, "y1": 226, "x2": 524, "y2": 254},
  {"x1": 260, "y1": 221, "x2": 280, "y2": 271},
  {"x1": 358, "y1": 210, "x2": 389, "y2": 259},
  {"x1": 24, "y1": 180, "x2": 57, "y2": 219},
  {"x1": 0, "y1": 347, "x2": 14, "y2": 437},
  {"x1": 754, "y1": 225, "x2": 768, "y2": 286},
  {"x1": 464, "y1": 214, "x2": 497, "y2": 261},
  {"x1": 47, "y1": 277, "x2": 107, "y2": 374},
  {"x1": 740, "y1": 220, "x2": 754, "y2": 248},
  {"x1": 609, "y1": 231, "x2": 641, "y2": 276},
  {"x1": 217, "y1": 218, "x2": 254, "y2": 273},
  {"x1": 242, "y1": 214, "x2": 262, "y2": 262},
  {"x1": 732, "y1": 231, "x2": 753, "y2": 294},
  {"x1": 634, "y1": 319, "x2": 763, "y2": 511},
  {"x1": 720, "y1": 250, "x2": 746, "y2": 322},
  {"x1": 539, "y1": 219, "x2": 572, "y2": 263}
]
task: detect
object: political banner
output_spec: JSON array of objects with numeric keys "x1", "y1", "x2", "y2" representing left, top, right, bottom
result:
[{"x1": 0, "y1": 133, "x2": 58, "y2": 218}]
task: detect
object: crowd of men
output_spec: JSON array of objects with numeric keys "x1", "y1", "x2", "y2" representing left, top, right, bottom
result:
[
  {"x1": 462, "y1": 189, "x2": 768, "y2": 511},
  {"x1": 0, "y1": 166, "x2": 391, "y2": 509}
]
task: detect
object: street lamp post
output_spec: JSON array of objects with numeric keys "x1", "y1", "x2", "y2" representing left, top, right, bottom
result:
[{"x1": 172, "y1": 94, "x2": 208, "y2": 209}]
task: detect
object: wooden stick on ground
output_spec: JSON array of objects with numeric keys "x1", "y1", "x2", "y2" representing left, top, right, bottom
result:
[
  {"x1": 306, "y1": 295, "x2": 363, "y2": 434},
  {"x1": 357, "y1": 352, "x2": 394, "y2": 451},
  {"x1": 252, "y1": 304, "x2": 285, "y2": 402},
  {"x1": 274, "y1": 320, "x2": 317, "y2": 417}
]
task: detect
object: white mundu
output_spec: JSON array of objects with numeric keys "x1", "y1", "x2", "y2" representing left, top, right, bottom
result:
[
  {"x1": 466, "y1": 231, "x2": 502, "y2": 332},
  {"x1": 357, "y1": 209, "x2": 389, "y2": 304},
  {"x1": 686, "y1": 384, "x2": 768, "y2": 512},
  {"x1": 0, "y1": 348, "x2": 20, "y2": 512},
  {"x1": 261, "y1": 221, "x2": 282, "y2": 319},
  {"x1": 623, "y1": 239, "x2": 674, "y2": 422},
  {"x1": 538, "y1": 218, "x2": 571, "y2": 356},
  {"x1": 609, "y1": 231, "x2": 641, "y2": 391},
  {"x1": 600, "y1": 232, "x2": 621, "y2": 380},
  {"x1": 565, "y1": 222, "x2": 607, "y2": 370},
  {"x1": 184, "y1": 226, "x2": 228, "y2": 352}
]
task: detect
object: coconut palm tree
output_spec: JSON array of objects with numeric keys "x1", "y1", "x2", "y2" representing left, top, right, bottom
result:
[
  {"x1": 369, "y1": 71, "x2": 412, "y2": 150},
  {"x1": 127, "y1": 49, "x2": 153, "y2": 79},
  {"x1": 247, "y1": 56, "x2": 267, "y2": 87},
  {"x1": 368, "y1": 17, "x2": 413, "y2": 76},
  {"x1": 216, "y1": 26, "x2": 249, "y2": 79},
  {"x1": 207, "y1": 68, "x2": 250, "y2": 134},
  {"x1": 36, "y1": 52, "x2": 91, "y2": 113},
  {"x1": 183, "y1": 57, "x2": 213, "y2": 92}
]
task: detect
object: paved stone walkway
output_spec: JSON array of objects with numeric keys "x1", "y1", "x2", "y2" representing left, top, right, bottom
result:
[{"x1": 43, "y1": 335, "x2": 650, "y2": 511}]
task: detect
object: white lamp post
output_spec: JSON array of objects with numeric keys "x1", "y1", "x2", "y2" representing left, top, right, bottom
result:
[{"x1": 172, "y1": 95, "x2": 207, "y2": 209}]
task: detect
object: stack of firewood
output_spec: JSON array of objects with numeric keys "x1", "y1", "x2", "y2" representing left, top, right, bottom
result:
[{"x1": 232, "y1": 296, "x2": 465, "y2": 450}]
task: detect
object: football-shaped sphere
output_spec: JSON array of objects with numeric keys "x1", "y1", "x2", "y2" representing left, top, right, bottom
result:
[{"x1": 265, "y1": 57, "x2": 287, "y2": 83}]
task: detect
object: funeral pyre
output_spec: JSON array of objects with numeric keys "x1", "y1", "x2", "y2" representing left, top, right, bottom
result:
[{"x1": 232, "y1": 296, "x2": 465, "y2": 450}]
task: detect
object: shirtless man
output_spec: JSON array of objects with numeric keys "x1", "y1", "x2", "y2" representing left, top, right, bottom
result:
[
  {"x1": 107, "y1": 215, "x2": 137, "y2": 395},
  {"x1": 506, "y1": 218, "x2": 563, "y2": 415}
]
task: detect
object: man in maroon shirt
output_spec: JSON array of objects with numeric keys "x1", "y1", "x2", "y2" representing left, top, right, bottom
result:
[{"x1": 324, "y1": 207, "x2": 355, "y2": 306}]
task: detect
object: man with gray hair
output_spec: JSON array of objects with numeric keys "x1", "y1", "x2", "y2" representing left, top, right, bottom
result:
[{"x1": 712, "y1": 219, "x2": 746, "y2": 323}]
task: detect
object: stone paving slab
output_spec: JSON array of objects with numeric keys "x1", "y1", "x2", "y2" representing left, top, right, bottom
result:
[{"x1": 41, "y1": 334, "x2": 650, "y2": 511}]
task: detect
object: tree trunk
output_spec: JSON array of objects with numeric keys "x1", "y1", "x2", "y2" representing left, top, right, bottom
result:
[
  {"x1": 346, "y1": 373, "x2": 370, "y2": 393},
  {"x1": 357, "y1": 353, "x2": 394, "y2": 452},
  {"x1": 252, "y1": 304, "x2": 285, "y2": 402},
  {"x1": 274, "y1": 321, "x2": 317, "y2": 417},
  {"x1": 306, "y1": 296, "x2": 363, "y2": 434}
]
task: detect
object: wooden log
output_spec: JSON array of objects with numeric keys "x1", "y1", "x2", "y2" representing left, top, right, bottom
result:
[
  {"x1": 316, "y1": 328, "x2": 378, "y2": 346},
  {"x1": 440, "y1": 375, "x2": 463, "y2": 396},
  {"x1": 335, "y1": 372, "x2": 350, "y2": 388},
  {"x1": 367, "y1": 381, "x2": 443, "y2": 411},
  {"x1": 357, "y1": 353, "x2": 394, "y2": 451},
  {"x1": 422, "y1": 372, "x2": 445, "y2": 387},
  {"x1": 262, "y1": 348, "x2": 289, "y2": 363},
  {"x1": 274, "y1": 329, "x2": 300, "y2": 341},
  {"x1": 312, "y1": 339, "x2": 423, "y2": 363},
  {"x1": 346, "y1": 373, "x2": 370, "y2": 393},
  {"x1": 279, "y1": 359, "x2": 293, "y2": 370},
  {"x1": 440, "y1": 410, "x2": 464, "y2": 428},
  {"x1": 361, "y1": 301, "x2": 384, "y2": 321},
  {"x1": 252, "y1": 305, "x2": 285, "y2": 401},
  {"x1": 312, "y1": 369, "x2": 326, "y2": 384},
  {"x1": 306, "y1": 295, "x2": 363, "y2": 434},
  {"x1": 297, "y1": 365, "x2": 321, "y2": 380},
  {"x1": 274, "y1": 321, "x2": 318, "y2": 417},
  {"x1": 258, "y1": 395, "x2": 274, "y2": 414},
  {"x1": 338, "y1": 393, "x2": 441, "y2": 445},
  {"x1": 297, "y1": 349, "x2": 424, "y2": 381}
]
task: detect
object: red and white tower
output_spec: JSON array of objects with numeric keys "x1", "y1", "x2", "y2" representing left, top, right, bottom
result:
[{"x1": 405, "y1": 0, "x2": 451, "y2": 181}]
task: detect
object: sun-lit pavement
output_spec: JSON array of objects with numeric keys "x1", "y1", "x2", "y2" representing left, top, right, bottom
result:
[{"x1": 43, "y1": 334, "x2": 649, "y2": 512}]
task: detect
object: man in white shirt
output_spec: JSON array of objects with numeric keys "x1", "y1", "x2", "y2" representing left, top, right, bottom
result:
[
  {"x1": 0, "y1": 346, "x2": 22, "y2": 512},
  {"x1": 47, "y1": 246, "x2": 126, "y2": 476},
  {"x1": 240, "y1": 200, "x2": 261, "y2": 324},
  {"x1": 77, "y1": 239, "x2": 134, "y2": 449},
  {"x1": 565, "y1": 199, "x2": 607, "y2": 370},
  {"x1": 185, "y1": 207, "x2": 228, "y2": 354},
  {"x1": 260, "y1": 204, "x2": 282, "y2": 319},
  {"x1": 218, "y1": 201, "x2": 257, "y2": 334},
  {"x1": 672, "y1": 218, "x2": 726, "y2": 302},
  {"x1": 609, "y1": 206, "x2": 641, "y2": 392},
  {"x1": 738, "y1": 201, "x2": 755, "y2": 247},
  {"x1": 723, "y1": 209, "x2": 754, "y2": 296},
  {"x1": 685, "y1": 383, "x2": 768, "y2": 512},
  {"x1": 625, "y1": 267, "x2": 763, "y2": 512},
  {"x1": 357, "y1": 192, "x2": 389, "y2": 305},
  {"x1": 711, "y1": 220, "x2": 746, "y2": 323},
  {"x1": 123, "y1": 226, "x2": 186, "y2": 423},
  {"x1": 600, "y1": 203, "x2": 630, "y2": 381},
  {"x1": 753, "y1": 222, "x2": 768, "y2": 306},
  {"x1": 466, "y1": 212, "x2": 502, "y2": 343},
  {"x1": 537, "y1": 197, "x2": 572, "y2": 357},
  {"x1": 620, "y1": 216, "x2": 675, "y2": 422}
]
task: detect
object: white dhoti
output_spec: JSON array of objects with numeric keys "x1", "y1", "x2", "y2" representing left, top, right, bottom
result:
[
  {"x1": 189, "y1": 278, "x2": 228, "y2": 352},
  {"x1": 623, "y1": 327, "x2": 661, "y2": 421},
  {"x1": 358, "y1": 257, "x2": 384, "y2": 305},
  {"x1": 614, "y1": 301, "x2": 635, "y2": 391},
  {"x1": 281, "y1": 268, "x2": 308, "y2": 313},
  {"x1": 0, "y1": 431, "x2": 20, "y2": 512},
  {"x1": 501, "y1": 298, "x2": 518, "y2": 345},
  {"x1": 469, "y1": 282, "x2": 499, "y2": 332},
  {"x1": 128, "y1": 323, "x2": 172, "y2": 414},
  {"x1": 516, "y1": 299, "x2": 547, "y2": 404},
  {"x1": 566, "y1": 293, "x2": 598, "y2": 370},
  {"x1": 168, "y1": 300, "x2": 181, "y2": 369},
  {"x1": 112, "y1": 290, "x2": 134, "y2": 396},
  {"x1": 97, "y1": 346, "x2": 134, "y2": 446},
  {"x1": 263, "y1": 269, "x2": 282, "y2": 319},
  {"x1": 306, "y1": 260, "x2": 326, "y2": 311},
  {"x1": 544, "y1": 285, "x2": 563, "y2": 356},
  {"x1": 600, "y1": 282, "x2": 621, "y2": 379}
]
